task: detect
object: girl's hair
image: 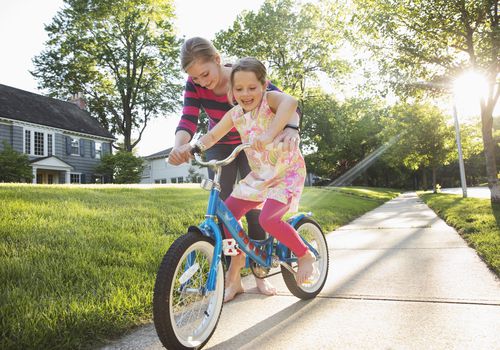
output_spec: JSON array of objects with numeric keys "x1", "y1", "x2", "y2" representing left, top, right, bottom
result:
[
  {"x1": 228, "y1": 57, "x2": 267, "y2": 104},
  {"x1": 230, "y1": 57, "x2": 267, "y2": 86},
  {"x1": 180, "y1": 37, "x2": 219, "y2": 71}
]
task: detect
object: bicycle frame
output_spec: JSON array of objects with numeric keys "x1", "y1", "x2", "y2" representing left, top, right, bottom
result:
[{"x1": 192, "y1": 144, "x2": 318, "y2": 293}]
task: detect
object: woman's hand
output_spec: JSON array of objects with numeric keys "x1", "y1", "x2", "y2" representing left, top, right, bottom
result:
[
  {"x1": 251, "y1": 133, "x2": 274, "y2": 152},
  {"x1": 273, "y1": 127, "x2": 300, "y2": 152},
  {"x1": 168, "y1": 143, "x2": 193, "y2": 165}
]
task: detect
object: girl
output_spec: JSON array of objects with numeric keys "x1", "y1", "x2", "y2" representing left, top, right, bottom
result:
[
  {"x1": 191, "y1": 57, "x2": 315, "y2": 302},
  {"x1": 169, "y1": 37, "x2": 301, "y2": 297}
]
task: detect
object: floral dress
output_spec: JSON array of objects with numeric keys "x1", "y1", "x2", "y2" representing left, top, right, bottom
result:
[{"x1": 229, "y1": 93, "x2": 306, "y2": 212}]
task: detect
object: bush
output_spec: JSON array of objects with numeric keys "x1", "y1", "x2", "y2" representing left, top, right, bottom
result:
[
  {"x1": 0, "y1": 141, "x2": 33, "y2": 182},
  {"x1": 94, "y1": 151, "x2": 145, "y2": 183}
]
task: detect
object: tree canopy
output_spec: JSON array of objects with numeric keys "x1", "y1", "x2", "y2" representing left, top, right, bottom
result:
[
  {"x1": 32, "y1": 0, "x2": 182, "y2": 152},
  {"x1": 353, "y1": 0, "x2": 499, "y2": 201}
]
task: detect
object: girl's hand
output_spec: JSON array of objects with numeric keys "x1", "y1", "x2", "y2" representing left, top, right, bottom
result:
[
  {"x1": 251, "y1": 133, "x2": 273, "y2": 152},
  {"x1": 168, "y1": 144, "x2": 193, "y2": 165},
  {"x1": 273, "y1": 128, "x2": 300, "y2": 152}
]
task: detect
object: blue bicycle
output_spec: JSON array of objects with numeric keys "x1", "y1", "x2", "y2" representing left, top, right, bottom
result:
[{"x1": 153, "y1": 143, "x2": 329, "y2": 349}]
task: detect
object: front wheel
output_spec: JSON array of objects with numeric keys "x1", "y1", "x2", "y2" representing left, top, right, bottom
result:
[
  {"x1": 153, "y1": 232, "x2": 224, "y2": 349},
  {"x1": 281, "y1": 217, "x2": 329, "y2": 299}
]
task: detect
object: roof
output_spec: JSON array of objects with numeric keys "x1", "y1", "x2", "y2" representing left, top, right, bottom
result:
[
  {"x1": 0, "y1": 84, "x2": 114, "y2": 139},
  {"x1": 143, "y1": 147, "x2": 173, "y2": 160}
]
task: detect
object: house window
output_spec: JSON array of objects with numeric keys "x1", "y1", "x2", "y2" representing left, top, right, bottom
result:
[
  {"x1": 24, "y1": 128, "x2": 54, "y2": 156},
  {"x1": 47, "y1": 134, "x2": 53, "y2": 156},
  {"x1": 70, "y1": 174, "x2": 81, "y2": 184},
  {"x1": 24, "y1": 130, "x2": 31, "y2": 155},
  {"x1": 34, "y1": 131, "x2": 44, "y2": 156},
  {"x1": 177, "y1": 177, "x2": 184, "y2": 183},
  {"x1": 170, "y1": 177, "x2": 177, "y2": 183},
  {"x1": 95, "y1": 142, "x2": 102, "y2": 159},
  {"x1": 71, "y1": 138, "x2": 80, "y2": 155}
]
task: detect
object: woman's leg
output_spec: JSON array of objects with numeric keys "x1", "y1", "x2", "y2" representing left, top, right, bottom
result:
[
  {"x1": 236, "y1": 151, "x2": 277, "y2": 295},
  {"x1": 223, "y1": 196, "x2": 262, "y2": 302},
  {"x1": 259, "y1": 199, "x2": 316, "y2": 285}
]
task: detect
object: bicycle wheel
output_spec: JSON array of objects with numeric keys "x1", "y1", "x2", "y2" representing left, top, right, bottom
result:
[
  {"x1": 153, "y1": 232, "x2": 224, "y2": 349},
  {"x1": 281, "y1": 217, "x2": 329, "y2": 299}
]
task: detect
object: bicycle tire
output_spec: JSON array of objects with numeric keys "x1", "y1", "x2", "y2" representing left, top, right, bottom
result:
[
  {"x1": 153, "y1": 232, "x2": 224, "y2": 349},
  {"x1": 281, "y1": 217, "x2": 329, "y2": 299}
]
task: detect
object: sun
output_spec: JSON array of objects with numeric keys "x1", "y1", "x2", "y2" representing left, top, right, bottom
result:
[{"x1": 452, "y1": 71, "x2": 489, "y2": 118}]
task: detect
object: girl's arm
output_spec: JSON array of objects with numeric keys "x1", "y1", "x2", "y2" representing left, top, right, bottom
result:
[
  {"x1": 252, "y1": 91, "x2": 298, "y2": 152},
  {"x1": 197, "y1": 112, "x2": 235, "y2": 150}
]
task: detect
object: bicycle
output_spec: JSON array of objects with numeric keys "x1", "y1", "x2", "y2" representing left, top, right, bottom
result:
[{"x1": 153, "y1": 143, "x2": 329, "y2": 349}]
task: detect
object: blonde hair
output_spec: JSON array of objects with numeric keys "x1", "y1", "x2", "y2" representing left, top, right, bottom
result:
[
  {"x1": 228, "y1": 57, "x2": 267, "y2": 103},
  {"x1": 180, "y1": 37, "x2": 219, "y2": 71}
]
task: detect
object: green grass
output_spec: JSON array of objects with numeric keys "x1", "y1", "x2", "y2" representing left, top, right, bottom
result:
[
  {"x1": 0, "y1": 184, "x2": 399, "y2": 350},
  {"x1": 419, "y1": 192, "x2": 500, "y2": 276}
]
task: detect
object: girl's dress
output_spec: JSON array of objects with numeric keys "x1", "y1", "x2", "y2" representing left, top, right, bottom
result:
[{"x1": 228, "y1": 93, "x2": 306, "y2": 212}]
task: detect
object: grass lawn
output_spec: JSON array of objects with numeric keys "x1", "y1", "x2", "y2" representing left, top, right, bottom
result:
[
  {"x1": 419, "y1": 192, "x2": 500, "y2": 276},
  {"x1": 0, "y1": 184, "x2": 399, "y2": 350}
]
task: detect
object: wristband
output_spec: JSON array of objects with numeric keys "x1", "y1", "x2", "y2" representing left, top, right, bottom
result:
[{"x1": 284, "y1": 124, "x2": 300, "y2": 133}]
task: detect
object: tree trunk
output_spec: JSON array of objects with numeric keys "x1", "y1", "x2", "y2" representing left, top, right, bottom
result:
[
  {"x1": 480, "y1": 105, "x2": 499, "y2": 203},
  {"x1": 422, "y1": 169, "x2": 428, "y2": 190},
  {"x1": 432, "y1": 166, "x2": 437, "y2": 193}
]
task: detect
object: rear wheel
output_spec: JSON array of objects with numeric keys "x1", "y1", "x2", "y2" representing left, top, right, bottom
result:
[
  {"x1": 281, "y1": 217, "x2": 329, "y2": 299},
  {"x1": 153, "y1": 232, "x2": 224, "y2": 349}
]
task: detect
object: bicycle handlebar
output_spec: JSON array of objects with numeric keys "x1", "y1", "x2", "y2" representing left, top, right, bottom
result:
[{"x1": 192, "y1": 143, "x2": 251, "y2": 168}]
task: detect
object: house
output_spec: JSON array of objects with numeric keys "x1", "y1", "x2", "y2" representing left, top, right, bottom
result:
[
  {"x1": 0, "y1": 84, "x2": 115, "y2": 184},
  {"x1": 140, "y1": 147, "x2": 208, "y2": 184}
]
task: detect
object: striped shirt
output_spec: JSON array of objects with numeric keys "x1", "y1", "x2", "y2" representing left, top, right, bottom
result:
[{"x1": 176, "y1": 76, "x2": 282, "y2": 144}]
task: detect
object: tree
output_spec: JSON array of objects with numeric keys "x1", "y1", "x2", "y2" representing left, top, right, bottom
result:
[
  {"x1": 213, "y1": 0, "x2": 350, "y2": 115},
  {"x1": 302, "y1": 91, "x2": 386, "y2": 181},
  {"x1": 94, "y1": 151, "x2": 145, "y2": 183},
  {"x1": 354, "y1": 0, "x2": 500, "y2": 201},
  {"x1": 381, "y1": 103, "x2": 459, "y2": 192},
  {"x1": 0, "y1": 141, "x2": 33, "y2": 183},
  {"x1": 32, "y1": 0, "x2": 182, "y2": 152}
]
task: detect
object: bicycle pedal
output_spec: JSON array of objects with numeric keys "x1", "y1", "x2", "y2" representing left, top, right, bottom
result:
[{"x1": 222, "y1": 239, "x2": 239, "y2": 256}]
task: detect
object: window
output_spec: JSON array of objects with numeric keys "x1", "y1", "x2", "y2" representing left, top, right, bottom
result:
[
  {"x1": 177, "y1": 177, "x2": 184, "y2": 183},
  {"x1": 170, "y1": 177, "x2": 177, "y2": 183},
  {"x1": 95, "y1": 142, "x2": 102, "y2": 159},
  {"x1": 71, "y1": 138, "x2": 80, "y2": 155},
  {"x1": 24, "y1": 128, "x2": 54, "y2": 156},
  {"x1": 70, "y1": 174, "x2": 81, "y2": 184},
  {"x1": 34, "y1": 131, "x2": 44, "y2": 156},
  {"x1": 47, "y1": 134, "x2": 53, "y2": 156},
  {"x1": 24, "y1": 130, "x2": 31, "y2": 155}
]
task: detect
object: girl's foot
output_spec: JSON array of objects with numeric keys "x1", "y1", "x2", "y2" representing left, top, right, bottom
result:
[
  {"x1": 255, "y1": 277, "x2": 277, "y2": 296},
  {"x1": 296, "y1": 250, "x2": 316, "y2": 285}
]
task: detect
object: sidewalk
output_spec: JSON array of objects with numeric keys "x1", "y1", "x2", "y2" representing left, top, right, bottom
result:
[{"x1": 101, "y1": 192, "x2": 500, "y2": 350}]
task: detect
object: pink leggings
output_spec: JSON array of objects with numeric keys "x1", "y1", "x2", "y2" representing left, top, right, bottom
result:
[{"x1": 224, "y1": 196, "x2": 308, "y2": 257}]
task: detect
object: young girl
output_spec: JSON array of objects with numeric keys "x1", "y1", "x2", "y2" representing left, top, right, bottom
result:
[{"x1": 192, "y1": 57, "x2": 316, "y2": 302}]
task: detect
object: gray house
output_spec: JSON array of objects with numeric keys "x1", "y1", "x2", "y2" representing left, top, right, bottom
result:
[{"x1": 0, "y1": 84, "x2": 115, "y2": 184}]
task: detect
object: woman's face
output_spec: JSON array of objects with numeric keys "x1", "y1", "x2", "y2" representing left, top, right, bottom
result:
[
  {"x1": 231, "y1": 70, "x2": 265, "y2": 112},
  {"x1": 186, "y1": 59, "x2": 221, "y2": 90}
]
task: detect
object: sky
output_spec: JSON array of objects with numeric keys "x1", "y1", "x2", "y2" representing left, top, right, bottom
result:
[{"x1": 0, "y1": 0, "x2": 265, "y2": 156}]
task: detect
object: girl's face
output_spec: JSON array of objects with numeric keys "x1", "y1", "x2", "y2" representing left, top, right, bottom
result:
[
  {"x1": 186, "y1": 58, "x2": 221, "y2": 90},
  {"x1": 231, "y1": 71, "x2": 265, "y2": 112}
]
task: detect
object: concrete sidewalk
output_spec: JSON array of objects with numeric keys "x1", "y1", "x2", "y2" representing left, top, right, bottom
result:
[{"x1": 102, "y1": 192, "x2": 500, "y2": 350}]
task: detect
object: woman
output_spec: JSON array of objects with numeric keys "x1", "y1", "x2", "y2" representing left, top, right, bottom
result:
[{"x1": 168, "y1": 37, "x2": 301, "y2": 298}]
